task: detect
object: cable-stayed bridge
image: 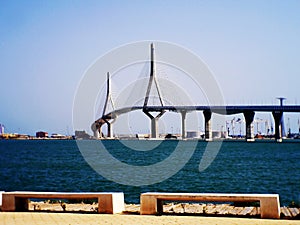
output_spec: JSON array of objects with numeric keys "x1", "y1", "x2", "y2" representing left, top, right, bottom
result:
[{"x1": 92, "y1": 44, "x2": 300, "y2": 142}]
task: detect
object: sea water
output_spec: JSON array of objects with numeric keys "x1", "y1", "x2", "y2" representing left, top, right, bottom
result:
[{"x1": 0, "y1": 139, "x2": 299, "y2": 206}]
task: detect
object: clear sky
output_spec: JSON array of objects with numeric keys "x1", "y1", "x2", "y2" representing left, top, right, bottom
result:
[{"x1": 1, "y1": 0, "x2": 300, "y2": 135}]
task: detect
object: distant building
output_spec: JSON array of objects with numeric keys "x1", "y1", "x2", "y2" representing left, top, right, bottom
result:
[
  {"x1": 165, "y1": 133, "x2": 177, "y2": 139},
  {"x1": 75, "y1": 130, "x2": 91, "y2": 139},
  {"x1": 186, "y1": 131, "x2": 200, "y2": 139},
  {"x1": 0, "y1": 124, "x2": 4, "y2": 135},
  {"x1": 17, "y1": 134, "x2": 30, "y2": 139},
  {"x1": 36, "y1": 131, "x2": 48, "y2": 138},
  {"x1": 51, "y1": 133, "x2": 66, "y2": 139},
  {"x1": 136, "y1": 134, "x2": 150, "y2": 139}
]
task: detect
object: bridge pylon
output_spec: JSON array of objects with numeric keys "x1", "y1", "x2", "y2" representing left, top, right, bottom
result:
[
  {"x1": 92, "y1": 72, "x2": 116, "y2": 139},
  {"x1": 143, "y1": 43, "x2": 166, "y2": 139},
  {"x1": 102, "y1": 72, "x2": 116, "y2": 138}
]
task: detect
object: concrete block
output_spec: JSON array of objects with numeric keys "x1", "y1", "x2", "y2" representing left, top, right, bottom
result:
[
  {"x1": 140, "y1": 192, "x2": 280, "y2": 219},
  {"x1": 0, "y1": 191, "x2": 4, "y2": 206}
]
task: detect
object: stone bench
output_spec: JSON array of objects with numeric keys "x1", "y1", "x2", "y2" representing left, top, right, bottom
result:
[
  {"x1": 140, "y1": 192, "x2": 280, "y2": 219},
  {"x1": 1, "y1": 191, "x2": 124, "y2": 214},
  {"x1": 0, "y1": 191, "x2": 3, "y2": 209}
]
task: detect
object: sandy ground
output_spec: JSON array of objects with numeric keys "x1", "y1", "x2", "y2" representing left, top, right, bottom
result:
[{"x1": 1, "y1": 212, "x2": 300, "y2": 225}]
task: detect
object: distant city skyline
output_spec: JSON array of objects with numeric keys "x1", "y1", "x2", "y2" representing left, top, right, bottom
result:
[{"x1": 1, "y1": 1, "x2": 300, "y2": 135}]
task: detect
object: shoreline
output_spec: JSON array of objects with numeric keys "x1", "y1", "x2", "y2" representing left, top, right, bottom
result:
[{"x1": 1, "y1": 137, "x2": 300, "y2": 142}]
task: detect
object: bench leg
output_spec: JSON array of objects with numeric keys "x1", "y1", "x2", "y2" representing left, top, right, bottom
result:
[
  {"x1": 98, "y1": 194, "x2": 124, "y2": 214},
  {"x1": 15, "y1": 198, "x2": 29, "y2": 211},
  {"x1": 260, "y1": 197, "x2": 280, "y2": 219},
  {"x1": 2, "y1": 195, "x2": 29, "y2": 212},
  {"x1": 98, "y1": 195, "x2": 113, "y2": 214},
  {"x1": 111, "y1": 193, "x2": 125, "y2": 214},
  {"x1": 2, "y1": 194, "x2": 16, "y2": 212},
  {"x1": 140, "y1": 195, "x2": 162, "y2": 215}
]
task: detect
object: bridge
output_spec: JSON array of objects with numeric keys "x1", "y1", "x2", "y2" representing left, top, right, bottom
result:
[{"x1": 92, "y1": 43, "x2": 300, "y2": 142}]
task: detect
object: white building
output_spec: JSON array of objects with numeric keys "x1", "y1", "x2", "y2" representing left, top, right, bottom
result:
[{"x1": 0, "y1": 124, "x2": 4, "y2": 135}]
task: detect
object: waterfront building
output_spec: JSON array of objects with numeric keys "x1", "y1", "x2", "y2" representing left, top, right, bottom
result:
[
  {"x1": 0, "y1": 124, "x2": 4, "y2": 135},
  {"x1": 36, "y1": 131, "x2": 48, "y2": 138}
]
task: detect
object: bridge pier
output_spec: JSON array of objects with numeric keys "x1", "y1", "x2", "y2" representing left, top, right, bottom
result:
[
  {"x1": 144, "y1": 111, "x2": 165, "y2": 139},
  {"x1": 180, "y1": 111, "x2": 187, "y2": 139},
  {"x1": 203, "y1": 110, "x2": 212, "y2": 141},
  {"x1": 91, "y1": 122, "x2": 101, "y2": 139},
  {"x1": 107, "y1": 122, "x2": 113, "y2": 138},
  {"x1": 243, "y1": 111, "x2": 255, "y2": 142},
  {"x1": 151, "y1": 118, "x2": 159, "y2": 139},
  {"x1": 103, "y1": 119, "x2": 114, "y2": 138},
  {"x1": 272, "y1": 111, "x2": 283, "y2": 142}
]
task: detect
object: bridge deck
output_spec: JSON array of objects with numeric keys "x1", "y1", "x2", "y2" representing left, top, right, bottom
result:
[{"x1": 96, "y1": 105, "x2": 300, "y2": 123}]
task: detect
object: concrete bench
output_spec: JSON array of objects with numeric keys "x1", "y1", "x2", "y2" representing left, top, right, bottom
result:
[
  {"x1": 0, "y1": 191, "x2": 4, "y2": 209},
  {"x1": 1, "y1": 191, "x2": 125, "y2": 214},
  {"x1": 140, "y1": 192, "x2": 280, "y2": 219}
]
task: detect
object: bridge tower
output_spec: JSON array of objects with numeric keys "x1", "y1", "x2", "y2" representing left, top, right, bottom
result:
[
  {"x1": 102, "y1": 72, "x2": 115, "y2": 138},
  {"x1": 143, "y1": 43, "x2": 165, "y2": 138},
  {"x1": 92, "y1": 72, "x2": 115, "y2": 139}
]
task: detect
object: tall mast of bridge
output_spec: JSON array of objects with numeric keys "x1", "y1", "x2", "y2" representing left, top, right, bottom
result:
[
  {"x1": 96, "y1": 72, "x2": 115, "y2": 138},
  {"x1": 102, "y1": 72, "x2": 115, "y2": 117},
  {"x1": 143, "y1": 43, "x2": 166, "y2": 138},
  {"x1": 143, "y1": 43, "x2": 164, "y2": 107}
]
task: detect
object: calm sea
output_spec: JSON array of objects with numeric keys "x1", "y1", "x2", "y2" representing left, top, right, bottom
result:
[{"x1": 0, "y1": 139, "x2": 299, "y2": 206}]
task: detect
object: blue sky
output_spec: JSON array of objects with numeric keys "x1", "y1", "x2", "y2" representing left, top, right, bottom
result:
[{"x1": 0, "y1": 0, "x2": 300, "y2": 135}]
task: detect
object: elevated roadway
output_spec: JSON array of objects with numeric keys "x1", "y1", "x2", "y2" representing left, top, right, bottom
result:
[{"x1": 93, "y1": 105, "x2": 300, "y2": 142}]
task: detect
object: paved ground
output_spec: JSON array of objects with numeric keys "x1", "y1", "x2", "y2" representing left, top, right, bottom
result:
[{"x1": 0, "y1": 212, "x2": 299, "y2": 225}]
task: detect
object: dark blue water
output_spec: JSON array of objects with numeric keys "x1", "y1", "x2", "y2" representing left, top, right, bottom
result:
[{"x1": 0, "y1": 139, "x2": 299, "y2": 206}]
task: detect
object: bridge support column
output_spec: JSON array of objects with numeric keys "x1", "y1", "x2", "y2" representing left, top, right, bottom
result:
[
  {"x1": 151, "y1": 118, "x2": 159, "y2": 139},
  {"x1": 243, "y1": 111, "x2": 255, "y2": 142},
  {"x1": 99, "y1": 126, "x2": 103, "y2": 138},
  {"x1": 144, "y1": 111, "x2": 165, "y2": 139},
  {"x1": 95, "y1": 126, "x2": 102, "y2": 139},
  {"x1": 107, "y1": 122, "x2": 113, "y2": 138},
  {"x1": 104, "y1": 121, "x2": 113, "y2": 138},
  {"x1": 91, "y1": 123, "x2": 101, "y2": 139},
  {"x1": 103, "y1": 119, "x2": 116, "y2": 139},
  {"x1": 272, "y1": 111, "x2": 283, "y2": 142},
  {"x1": 180, "y1": 111, "x2": 187, "y2": 139},
  {"x1": 203, "y1": 110, "x2": 212, "y2": 141}
]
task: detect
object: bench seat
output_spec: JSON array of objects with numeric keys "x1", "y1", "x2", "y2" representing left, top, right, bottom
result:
[
  {"x1": 140, "y1": 192, "x2": 280, "y2": 219},
  {"x1": 1, "y1": 191, "x2": 124, "y2": 214}
]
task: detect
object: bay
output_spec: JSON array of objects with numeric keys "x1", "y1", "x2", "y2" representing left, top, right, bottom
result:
[{"x1": 0, "y1": 139, "x2": 299, "y2": 206}]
